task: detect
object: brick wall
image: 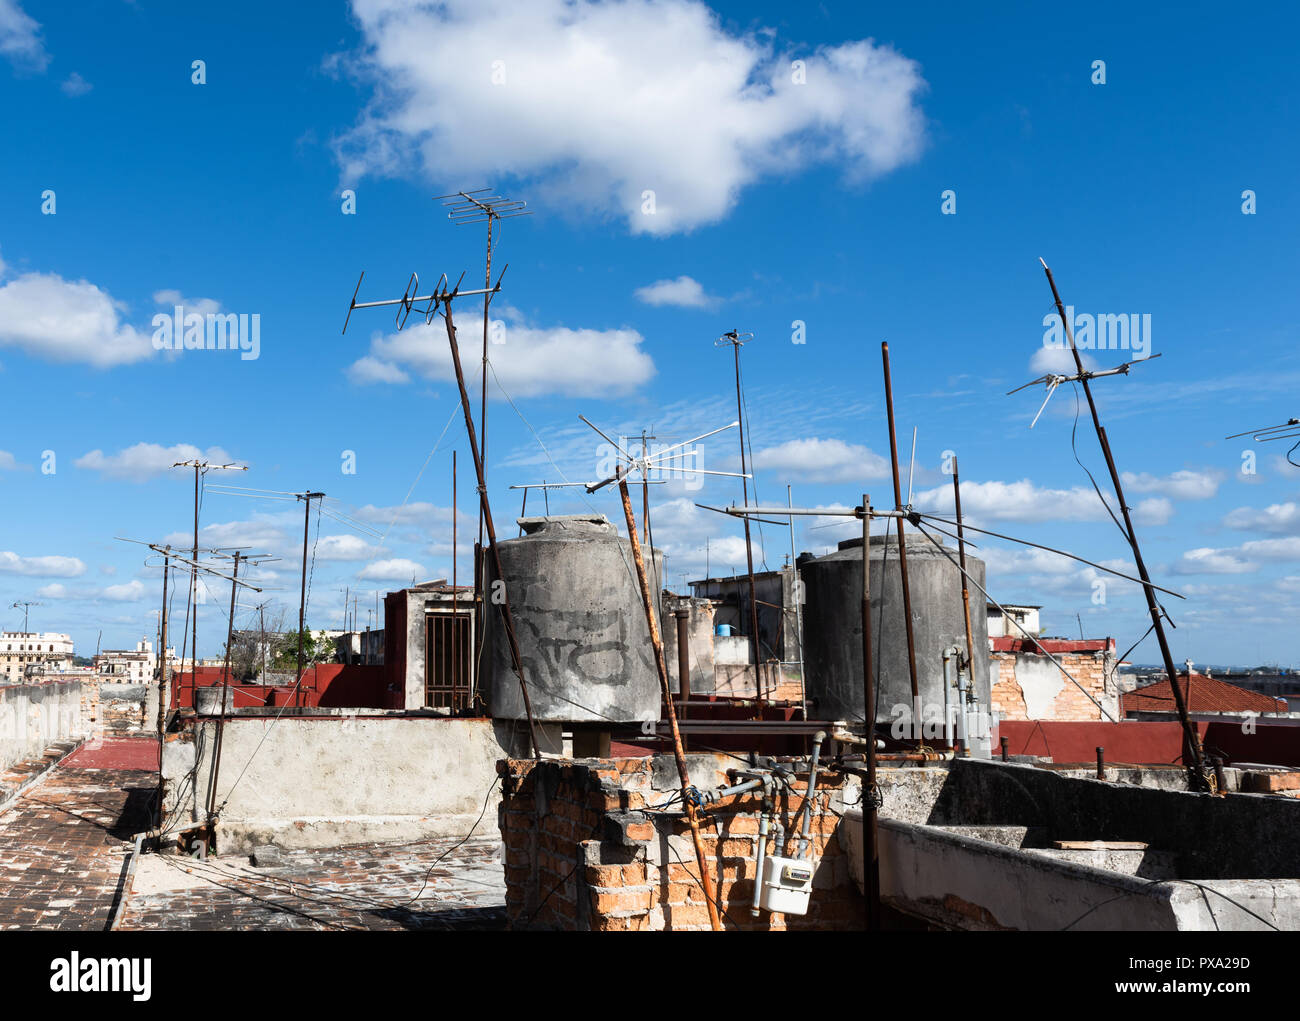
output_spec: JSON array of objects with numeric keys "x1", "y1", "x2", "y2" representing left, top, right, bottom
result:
[
  {"x1": 75, "y1": 677, "x2": 151, "y2": 736},
  {"x1": 991, "y1": 646, "x2": 1118, "y2": 722},
  {"x1": 498, "y1": 754, "x2": 865, "y2": 931}
]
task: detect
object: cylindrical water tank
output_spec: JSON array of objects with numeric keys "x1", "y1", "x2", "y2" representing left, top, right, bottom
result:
[
  {"x1": 799, "y1": 532, "x2": 989, "y2": 724},
  {"x1": 486, "y1": 515, "x2": 662, "y2": 724}
]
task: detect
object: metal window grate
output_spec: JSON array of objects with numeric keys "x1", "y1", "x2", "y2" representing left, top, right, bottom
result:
[{"x1": 425, "y1": 612, "x2": 472, "y2": 710}]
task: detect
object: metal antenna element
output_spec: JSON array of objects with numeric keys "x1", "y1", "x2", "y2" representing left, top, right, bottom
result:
[
  {"x1": 714, "y1": 327, "x2": 768, "y2": 710},
  {"x1": 1226, "y1": 418, "x2": 1300, "y2": 442},
  {"x1": 436, "y1": 190, "x2": 532, "y2": 628},
  {"x1": 343, "y1": 268, "x2": 543, "y2": 760},
  {"x1": 1008, "y1": 353, "x2": 1164, "y2": 428},
  {"x1": 1036, "y1": 258, "x2": 1207, "y2": 790},
  {"x1": 578, "y1": 417, "x2": 747, "y2": 494},
  {"x1": 10, "y1": 600, "x2": 42, "y2": 632}
]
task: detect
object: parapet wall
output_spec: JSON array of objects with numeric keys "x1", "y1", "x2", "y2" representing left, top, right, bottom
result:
[
  {"x1": 0, "y1": 679, "x2": 87, "y2": 773},
  {"x1": 497, "y1": 754, "x2": 865, "y2": 930}
]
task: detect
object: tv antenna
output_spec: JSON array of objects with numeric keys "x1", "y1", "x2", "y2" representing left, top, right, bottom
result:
[
  {"x1": 436, "y1": 189, "x2": 532, "y2": 594},
  {"x1": 1030, "y1": 258, "x2": 1207, "y2": 790},
  {"x1": 1008, "y1": 353, "x2": 1163, "y2": 428},
  {"x1": 343, "y1": 260, "x2": 541, "y2": 761},
  {"x1": 1226, "y1": 417, "x2": 1300, "y2": 467},
  {"x1": 10, "y1": 600, "x2": 41, "y2": 633}
]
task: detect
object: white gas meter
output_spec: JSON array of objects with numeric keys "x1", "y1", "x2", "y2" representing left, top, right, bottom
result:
[{"x1": 757, "y1": 855, "x2": 814, "y2": 915}]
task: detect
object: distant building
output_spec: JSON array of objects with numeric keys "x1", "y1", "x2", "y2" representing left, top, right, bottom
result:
[
  {"x1": 990, "y1": 636, "x2": 1119, "y2": 722},
  {"x1": 0, "y1": 631, "x2": 74, "y2": 683},
  {"x1": 1122, "y1": 669, "x2": 1288, "y2": 717},
  {"x1": 986, "y1": 603, "x2": 1041, "y2": 638},
  {"x1": 93, "y1": 638, "x2": 162, "y2": 684}
]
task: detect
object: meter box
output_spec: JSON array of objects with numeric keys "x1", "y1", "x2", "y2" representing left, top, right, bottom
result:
[{"x1": 758, "y1": 855, "x2": 814, "y2": 915}]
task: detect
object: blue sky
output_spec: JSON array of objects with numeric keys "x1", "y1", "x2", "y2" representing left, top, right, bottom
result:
[{"x1": 0, "y1": 0, "x2": 1297, "y2": 665}]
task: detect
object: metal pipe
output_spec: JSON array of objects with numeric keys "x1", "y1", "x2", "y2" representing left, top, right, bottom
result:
[
  {"x1": 1000, "y1": 736, "x2": 1009, "y2": 762},
  {"x1": 796, "y1": 730, "x2": 826, "y2": 858},
  {"x1": 860, "y1": 493, "x2": 880, "y2": 930},
  {"x1": 732, "y1": 342, "x2": 765, "y2": 713},
  {"x1": 617, "y1": 474, "x2": 722, "y2": 930},
  {"x1": 952, "y1": 458, "x2": 976, "y2": 685},
  {"x1": 787, "y1": 485, "x2": 806, "y2": 713},
  {"x1": 942, "y1": 647, "x2": 956, "y2": 746},
  {"x1": 674, "y1": 609, "x2": 691, "y2": 744},
  {"x1": 752, "y1": 793, "x2": 771, "y2": 917},
  {"x1": 206, "y1": 552, "x2": 240, "y2": 820},
  {"x1": 881, "y1": 344, "x2": 920, "y2": 705},
  {"x1": 1096, "y1": 746, "x2": 1105, "y2": 780}
]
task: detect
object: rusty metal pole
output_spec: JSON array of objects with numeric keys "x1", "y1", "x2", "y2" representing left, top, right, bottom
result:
[
  {"x1": 442, "y1": 297, "x2": 542, "y2": 760},
  {"x1": 156, "y1": 549, "x2": 171, "y2": 736},
  {"x1": 730, "y1": 343, "x2": 766, "y2": 712},
  {"x1": 881, "y1": 343, "x2": 921, "y2": 707},
  {"x1": 674, "y1": 609, "x2": 692, "y2": 745},
  {"x1": 952, "y1": 458, "x2": 976, "y2": 681},
  {"x1": 1096, "y1": 746, "x2": 1105, "y2": 781},
  {"x1": 1041, "y1": 261, "x2": 1207, "y2": 791},
  {"x1": 860, "y1": 495, "x2": 880, "y2": 930},
  {"x1": 619, "y1": 475, "x2": 721, "y2": 930},
  {"x1": 206, "y1": 552, "x2": 240, "y2": 820},
  {"x1": 295, "y1": 493, "x2": 322, "y2": 707},
  {"x1": 1000, "y1": 736, "x2": 1009, "y2": 762}
]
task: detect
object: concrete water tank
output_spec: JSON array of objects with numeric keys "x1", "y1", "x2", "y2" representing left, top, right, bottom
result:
[
  {"x1": 799, "y1": 532, "x2": 989, "y2": 724},
  {"x1": 486, "y1": 515, "x2": 662, "y2": 724}
]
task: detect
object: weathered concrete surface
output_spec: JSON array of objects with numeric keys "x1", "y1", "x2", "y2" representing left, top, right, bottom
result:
[
  {"x1": 661, "y1": 595, "x2": 716, "y2": 695},
  {"x1": 799, "y1": 534, "x2": 990, "y2": 728},
  {"x1": 164, "y1": 717, "x2": 522, "y2": 853},
  {"x1": 843, "y1": 812, "x2": 1300, "y2": 930},
  {"x1": 120, "y1": 836, "x2": 505, "y2": 931},
  {"x1": 0, "y1": 679, "x2": 87, "y2": 774},
  {"x1": 487, "y1": 515, "x2": 661, "y2": 724}
]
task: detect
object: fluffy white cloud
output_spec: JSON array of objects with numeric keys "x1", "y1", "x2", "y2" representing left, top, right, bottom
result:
[
  {"x1": 1223, "y1": 501, "x2": 1300, "y2": 534},
  {"x1": 0, "y1": 551, "x2": 86, "y2": 577},
  {"x1": 0, "y1": 270, "x2": 155, "y2": 367},
  {"x1": 1174, "y1": 547, "x2": 1256, "y2": 575},
  {"x1": 0, "y1": 0, "x2": 47, "y2": 71},
  {"x1": 751, "y1": 437, "x2": 889, "y2": 484},
  {"x1": 634, "y1": 276, "x2": 717, "y2": 309},
  {"x1": 334, "y1": 0, "x2": 927, "y2": 234},
  {"x1": 348, "y1": 311, "x2": 655, "y2": 398},
  {"x1": 75, "y1": 443, "x2": 241, "y2": 482},
  {"x1": 60, "y1": 71, "x2": 92, "y2": 96},
  {"x1": 914, "y1": 478, "x2": 1171, "y2": 526},
  {"x1": 314, "y1": 534, "x2": 383, "y2": 561},
  {"x1": 1121, "y1": 469, "x2": 1222, "y2": 501},
  {"x1": 358, "y1": 557, "x2": 426, "y2": 582},
  {"x1": 101, "y1": 580, "x2": 147, "y2": 602},
  {"x1": 346, "y1": 355, "x2": 410, "y2": 385},
  {"x1": 1028, "y1": 345, "x2": 1098, "y2": 376}
]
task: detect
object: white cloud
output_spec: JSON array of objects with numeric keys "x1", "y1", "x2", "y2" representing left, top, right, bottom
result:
[
  {"x1": 334, "y1": 0, "x2": 927, "y2": 234},
  {"x1": 75, "y1": 443, "x2": 240, "y2": 482},
  {"x1": 152, "y1": 289, "x2": 222, "y2": 318},
  {"x1": 0, "y1": 270, "x2": 156, "y2": 367},
  {"x1": 1028, "y1": 345, "x2": 1098, "y2": 375},
  {"x1": 36, "y1": 583, "x2": 66, "y2": 599},
  {"x1": 634, "y1": 276, "x2": 717, "y2": 309},
  {"x1": 346, "y1": 355, "x2": 410, "y2": 385},
  {"x1": 101, "y1": 580, "x2": 146, "y2": 602},
  {"x1": 1121, "y1": 469, "x2": 1222, "y2": 501},
  {"x1": 751, "y1": 437, "x2": 889, "y2": 484},
  {"x1": 314, "y1": 534, "x2": 383, "y2": 561},
  {"x1": 1174, "y1": 547, "x2": 1256, "y2": 575},
  {"x1": 358, "y1": 557, "x2": 426, "y2": 582},
  {"x1": 1224, "y1": 501, "x2": 1300, "y2": 534},
  {"x1": 913, "y1": 477, "x2": 1171, "y2": 526},
  {"x1": 0, "y1": 551, "x2": 85, "y2": 577},
  {"x1": 0, "y1": 0, "x2": 47, "y2": 71},
  {"x1": 60, "y1": 71, "x2": 92, "y2": 96},
  {"x1": 348, "y1": 311, "x2": 655, "y2": 398},
  {"x1": 0, "y1": 450, "x2": 24, "y2": 470}
]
